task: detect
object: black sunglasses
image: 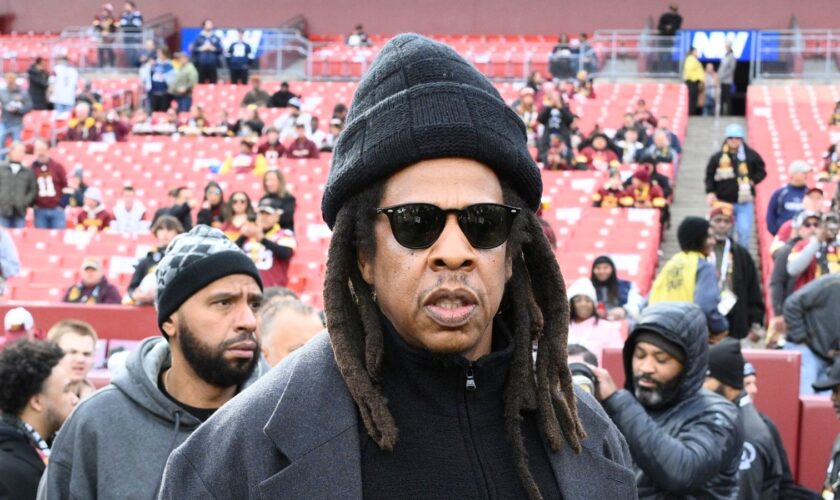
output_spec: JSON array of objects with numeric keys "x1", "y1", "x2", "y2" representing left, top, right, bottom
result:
[{"x1": 375, "y1": 203, "x2": 521, "y2": 250}]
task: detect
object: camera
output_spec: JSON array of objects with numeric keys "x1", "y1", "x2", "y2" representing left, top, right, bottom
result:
[{"x1": 569, "y1": 362, "x2": 599, "y2": 396}]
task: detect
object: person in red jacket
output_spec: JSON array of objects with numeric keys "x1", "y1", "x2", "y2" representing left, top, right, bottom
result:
[
  {"x1": 236, "y1": 197, "x2": 296, "y2": 287},
  {"x1": 578, "y1": 133, "x2": 619, "y2": 172},
  {"x1": 285, "y1": 123, "x2": 319, "y2": 159},
  {"x1": 76, "y1": 187, "x2": 113, "y2": 231},
  {"x1": 256, "y1": 127, "x2": 286, "y2": 166},
  {"x1": 31, "y1": 139, "x2": 68, "y2": 229},
  {"x1": 619, "y1": 168, "x2": 667, "y2": 209},
  {"x1": 62, "y1": 257, "x2": 122, "y2": 304}
]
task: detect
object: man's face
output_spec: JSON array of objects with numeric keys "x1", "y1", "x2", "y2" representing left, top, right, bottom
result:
[
  {"x1": 295, "y1": 126, "x2": 306, "y2": 138},
  {"x1": 726, "y1": 137, "x2": 742, "y2": 150},
  {"x1": 122, "y1": 189, "x2": 135, "y2": 204},
  {"x1": 710, "y1": 214, "x2": 733, "y2": 240},
  {"x1": 623, "y1": 115, "x2": 634, "y2": 127},
  {"x1": 57, "y1": 332, "x2": 96, "y2": 382},
  {"x1": 744, "y1": 374, "x2": 758, "y2": 399},
  {"x1": 827, "y1": 221, "x2": 840, "y2": 242},
  {"x1": 9, "y1": 144, "x2": 25, "y2": 163},
  {"x1": 789, "y1": 171, "x2": 807, "y2": 187},
  {"x1": 155, "y1": 228, "x2": 178, "y2": 248},
  {"x1": 81, "y1": 266, "x2": 103, "y2": 287},
  {"x1": 358, "y1": 159, "x2": 512, "y2": 361},
  {"x1": 654, "y1": 133, "x2": 668, "y2": 148},
  {"x1": 167, "y1": 274, "x2": 262, "y2": 388},
  {"x1": 83, "y1": 197, "x2": 98, "y2": 209},
  {"x1": 592, "y1": 263, "x2": 612, "y2": 282},
  {"x1": 631, "y1": 340, "x2": 684, "y2": 408},
  {"x1": 832, "y1": 386, "x2": 840, "y2": 419},
  {"x1": 592, "y1": 136, "x2": 606, "y2": 150},
  {"x1": 798, "y1": 217, "x2": 820, "y2": 239},
  {"x1": 261, "y1": 309, "x2": 323, "y2": 366},
  {"x1": 34, "y1": 141, "x2": 49, "y2": 161},
  {"x1": 804, "y1": 191, "x2": 823, "y2": 211},
  {"x1": 267, "y1": 131, "x2": 279, "y2": 144},
  {"x1": 177, "y1": 189, "x2": 192, "y2": 204},
  {"x1": 257, "y1": 210, "x2": 280, "y2": 230},
  {"x1": 625, "y1": 130, "x2": 638, "y2": 143},
  {"x1": 38, "y1": 365, "x2": 78, "y2": 435}
]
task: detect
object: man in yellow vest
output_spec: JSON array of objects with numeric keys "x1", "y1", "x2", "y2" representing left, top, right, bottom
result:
[
  {"x1": 650, "y1": 216, "x2": 730, "y2": 341},
  {"x1": 683, "y1": 48, "x2": 704, "y2": 116}
]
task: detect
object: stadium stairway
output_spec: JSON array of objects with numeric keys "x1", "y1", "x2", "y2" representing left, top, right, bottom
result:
[{"x1": 659, "y1": 116, "x2": 758, "y2": 269}]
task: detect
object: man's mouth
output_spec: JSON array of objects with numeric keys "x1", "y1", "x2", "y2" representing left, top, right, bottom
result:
[
  {"x1": 226, "y1": 340, "x2": 257, "y2": 359},
  {"x1": 423, "y1": 289, "x2": 479, "y2": 328}
]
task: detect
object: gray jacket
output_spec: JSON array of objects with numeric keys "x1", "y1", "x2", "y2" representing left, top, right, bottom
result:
[
  {"x1": 40, "y1": 336, "x2": 267, "y2": 500},
  {"x1": 719, "y1": 52, "x2": 736, "y2": 84},
  {"x1": 0, "y1": 86, "x2": 33, "y2": 126},
  {"x1": 784, "y1": 273, "x2": 840, "y2": 360},
  {"x1": 159, "y1": 332, "x2": 638, "y2": 499},
  {"x1": 0, "y1": 162, "x2": 37, "y2": 218}
]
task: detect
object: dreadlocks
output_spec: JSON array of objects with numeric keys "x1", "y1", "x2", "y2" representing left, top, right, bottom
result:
[{"x1": 323, "y1": 179, "x2": 585, "y2": 500}]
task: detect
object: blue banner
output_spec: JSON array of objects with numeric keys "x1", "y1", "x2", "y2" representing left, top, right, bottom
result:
[{"x1": 180, "y1": 28, "x2": 266, "y2": 58}]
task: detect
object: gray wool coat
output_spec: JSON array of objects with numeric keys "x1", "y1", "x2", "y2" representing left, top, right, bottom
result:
[{"x1": 158, "y1": 332, "x2": 638, "y2": 499}]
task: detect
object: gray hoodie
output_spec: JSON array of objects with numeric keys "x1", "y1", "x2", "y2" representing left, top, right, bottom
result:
[{"x1": 40, "y1": 336, "x2": 267, "y2": 500}]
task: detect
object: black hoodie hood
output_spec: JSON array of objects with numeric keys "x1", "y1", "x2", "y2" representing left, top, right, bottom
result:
[{"x1": 622, "y1": 302, "x2": 709, "y2": 408}]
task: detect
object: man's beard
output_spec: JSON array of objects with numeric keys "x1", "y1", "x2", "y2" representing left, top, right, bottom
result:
[
  {"x1": 178, "y1": 322, "x2": 259, "y2": 388},
  {"x1": 633, "y1": 374, "x2": 681, "y2": 409}
]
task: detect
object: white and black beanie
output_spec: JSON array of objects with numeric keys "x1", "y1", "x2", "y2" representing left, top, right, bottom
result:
[{"x1": 155, "y1": 225, "x2": 263, "y2": 330}]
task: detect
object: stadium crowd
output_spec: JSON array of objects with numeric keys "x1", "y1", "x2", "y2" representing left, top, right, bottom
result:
[{"x1": 0, "y1": 6, "x2": 839, "y2": 499}]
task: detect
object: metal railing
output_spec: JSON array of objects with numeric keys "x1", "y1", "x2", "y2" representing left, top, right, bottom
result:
[
  {"x1": 751, "y1": 29, "x2": 840, "y2": 81},
  {"x1": 589, "y1": 30, "x2": 691, "y2": 79}
]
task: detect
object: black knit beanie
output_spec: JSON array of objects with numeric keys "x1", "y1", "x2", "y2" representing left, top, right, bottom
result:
[
  {"x1": 322, "y1": 33, "x2": 542, "y2": 228},
  {"x1": 707, "y1": 338, "x2": 745, "y2": 390},
  {"x1": 155, "y1": 225, "x2": 263, "y2": 331},
  {"x1": 633, "y1": 331, "x2": 686, "y2": 365},
  {"x1": 677, "y1": 216, "x2": 711, "y2": 252}
]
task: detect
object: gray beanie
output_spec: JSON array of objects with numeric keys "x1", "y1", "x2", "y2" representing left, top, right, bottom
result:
[
  {"x1": 155, "y1": 225, "x2": 263, "y2": 330},
  {"x1": 322, "y1": 33, "x2": 542, "y2": 229}
]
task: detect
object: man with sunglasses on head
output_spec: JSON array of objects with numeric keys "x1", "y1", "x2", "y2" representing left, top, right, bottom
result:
[
  {"x1": 160, "y1": 34, "x2": 636, "y2": 499},
  {"x1": 786, "y1": 211, "x2": 840, "y2": 292}
]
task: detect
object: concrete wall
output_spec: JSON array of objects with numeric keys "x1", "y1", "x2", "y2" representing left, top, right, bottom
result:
[{"x1": 4, "y1": 0, "x2": 836, "y2": 35}]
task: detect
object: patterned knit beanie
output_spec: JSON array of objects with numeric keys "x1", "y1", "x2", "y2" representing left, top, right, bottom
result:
[{"x1": 155, "y1": 225, "x2": 263, "y2": 330}]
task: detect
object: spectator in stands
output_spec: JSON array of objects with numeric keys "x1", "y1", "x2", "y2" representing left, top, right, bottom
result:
[
  {"x1": 537, "y1": 91, "x2": 574, "y2": 156},
  {"x1": 236, "y1": 198, "x2": 296, "y2": 288},
  {"x1": 66, "y1": 102, "x2": 101, "y2": 141},
  {"x1": 47, "y1": 320, "x2": 99, "y2": 401},
  {"x1": 260, "y1": 170, "x2": 296, "y2": 231},
  {"x1": 623, "y1": 161, "x2": 673, "y2": 200},
  {"x1": 616, "y1": 127, "x2": 645, "y2": 164},
  {"x1": 221, "y1": 190, "x2": 256, "y2": 240},
  {"x1": 579, "y1": 132, "x2": 619, "y2": 171},
  {"x1": 657, "y1": 3, "x2": 682, "y2": 36},
  {"x1": 48, "y1": 55, "x2": 79, "y2": 113},
  {"x1": 147, "y1": 48, "x2": 174, "y2": 112},
  {"x1": 60, "y1": 168, "x2": 85, "y2": 210},
  {"x1": 31, "y1": 139, "x2": 68, "y2": 230},
  {"x1": 707, "y1": 203, "x2": 764, "y2": 341},
  {"x1": 702, "y1": 63, "x2": 718, "y2": 116},
  {"x1": 268, "y1": 81, "x2": 298, "y2": 108},
  {"x1": 258, "y1": 299, "x2": 323, "y2": 367},
  {"x1": 0, "y1": 228, "x2": 21, "y2": 296},
  {"x1": 591, "y1": 302, "x2": 742, "y2": 497},
  {"x1": 241, "y1": 76, "x2": 270, "y2": 107},
  {"x1": 513, "y1": 87, "x2": 539, "y2": 146},
  {"x1": 783, "y1": 273, "x2": 840, "y2": 395},
  {"x1": 191, "y1": 19, "x2": 223, "y2": 84},
  {"x1": 332, "y1": 102, "x2": 348, "y2": 123},
  {"x1": 46, "y1": 226, "x2": 268, "y2": 499},
  {"x1": 615, "y1": 112, "x2": 647, "y2": 144},
  {"x1": 705, "y1": 123, "x2": 767, "y2": 247},
  {"x1": 321, "y1": 118, "x2": 343, "y2": 152},
  {"x1": 261, "y1": 285, "x2": 298, "y2": 306},
  {"x1": 566, "y1": 278, "x2": 624, "y2": 364},
  {"x1": 220, "y1": 139, "x2": 267, "y2": 176},
  {"x1": 159, "y1": 34, "x2": 634, "y2": 499},
  {"x1": 642, "y1": 130, "x2": 676, "y2": 167},
  {"x1": 571, "y1": 70, "x2": 596, "y2": 99},
  {"x1": 126, "y1": 215, "x2": 184, "y2": 305},
  {"x1": 3, "y1": 307, "x2": 34, "y2": 343},
  {"x1": 346, "y1": 24, "x2": 370, "y2": 47},
  {"x1": 27, "y1": 57, "x2": 50, "y2": 110},
  {"x1": 170, "y1": 51, "x2": 198, "y2": 112},
  {"x1": 650, "y1": 216, "x2": 729, "y2": 339},
  {"x1": 703, "y1": 340, "x2": 782, "y2": 498},
  {"x1": 227, "y1": 30, "x2": 253, "y2": 85},
  {"x1": 592, "y1": 169, "x2": 624, "y2": 208},
  {"x1": 196, "y1": 181, "x2": 226, "y2": 228},
  {"x1": 550, "y1": 34, "x2": 575, "y2": 80},
  {"x1": 310, "y1": 117, "x2": 329, "y2": 151},
  {"x1": 619, "y1": 168, "x2": 667, "y2": 209},
  {"x1": 75, "y1": 80, "x2": 102, "y2": 108},
  {"x1": 590, "y1": 255, "x2": 642, "y2": 321},
  {"x1": 814, "y1": 364, "x2": 840, "y2": 497},
  {"x1": 92, "y1": 3, "x2": 118, "y2": 68},
  {"x1": 98, "y1": 108, "x2": 131, "y2": 142},
  {"x1": 0, "y1": 340, "x2": 77, "y2": 500},
  {"x1": 541, "y1": 133, "x2": 574, "y2": 170},
  {"x1": 634, "y1": 98, "x2": 658, "y2": 129},
  {"x1": 286, "y1": 123, "x2": 320, "y2": 159},
  {"x1": 0, "y1": 73, "x2": 32, "y2": 152},
  {"x1": 821, "y1": 140, "x2": 840, "y2": 182},
  {"x1": 786, "y1": 211, "x2": 839, "y2": 291},
  {"x1": 0, "y1": 142, "x2": 37, "y2": 228},
  {"x1": 766, "y1": 160, "x2": 810, "y2": 235},
  {"x1": 719, "y1": 43, "x2": 736, "y2": 116},
  {"x1": 230, "y1": 105, "x2": 265, "y2": 138},
  {"x1": 653, "y1": 115, "x2": 682, "y2": 153},
  {"x1": 829, "y1": 100, "x2": 840, "y2": 126},
  {"x1": 683, "y1": 48, "x2": 704, "y2": 116},
  {"x1": 152, "y1": 186, "x2": 195, "y2": 232},
  {"x1": 62, "y1": 257, "x2": 122, "y2": 305},
  {"x1": 75, "y1": 187, "x2": 113, "y2": 232},
  {"x1": 119, "y1": 1, "x2": 143, "y2": 66},
  {"x1": 111, "y1": 185, "x2": 146, "y2": 234},
  {"x1": 256, "y1": 126, "x2": 285, "y2": 166}
]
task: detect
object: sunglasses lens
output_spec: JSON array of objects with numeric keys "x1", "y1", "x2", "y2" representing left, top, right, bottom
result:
[
  {"x1": 459, "y1": 204, "x2": 515, "y2": 249},
  {"x1": 387, "y1": 204, "x2": 445, "y2": 249}
]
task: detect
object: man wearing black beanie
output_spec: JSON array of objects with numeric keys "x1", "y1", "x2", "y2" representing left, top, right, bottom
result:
[
  {"x1": 650, "y1": 216, "x2": 729, "y2": 339},
  {"x1": 160, "y1": 33, "x2": 636, "y2": 499},
  {"x1": 705, "y1": 339, "x2": 783, "y2": 499},
  {"x1": 42, "y1": 225, "x2": 268, "y2": 499}
]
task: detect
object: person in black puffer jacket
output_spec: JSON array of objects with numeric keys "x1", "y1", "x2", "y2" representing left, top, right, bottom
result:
[{"x1": 591, "y1": 302, "x2": 744, "y2": 499}]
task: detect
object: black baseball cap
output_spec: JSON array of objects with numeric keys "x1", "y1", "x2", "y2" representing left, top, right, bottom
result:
[
  {"x1": 257, "y1": 197, "x2": 283, "y2": 215},
  {"x1": 813, "y1": 361, "x2": 840, "y2": 392}
]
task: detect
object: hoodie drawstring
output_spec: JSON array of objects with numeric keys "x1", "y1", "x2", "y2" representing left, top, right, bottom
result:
[{"x1": 154, "y1": 410, "x2": 182, "y2": 499}]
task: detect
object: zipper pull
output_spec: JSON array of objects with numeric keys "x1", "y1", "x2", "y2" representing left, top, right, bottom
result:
[{"x1": 465, "y1": 367, "x2": 477, "y2": 391}]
